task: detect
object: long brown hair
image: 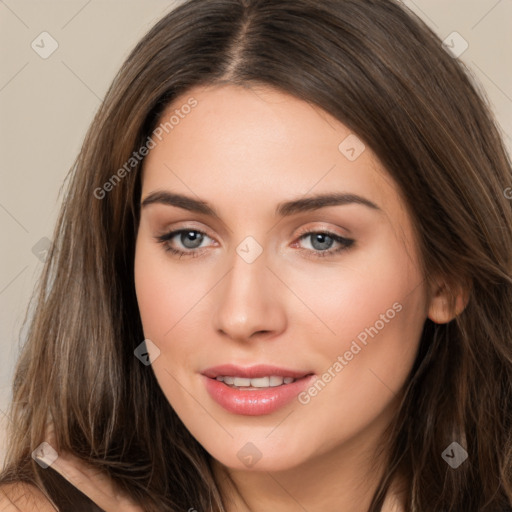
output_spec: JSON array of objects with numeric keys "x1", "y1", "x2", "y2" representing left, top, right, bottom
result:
[{"x1": 2, "y1": 0, "x2": 512, "y2": 510}]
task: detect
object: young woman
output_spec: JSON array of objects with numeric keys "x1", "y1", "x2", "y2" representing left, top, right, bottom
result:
[{"x1": 1, "y1": 0, "x2": 511, "y2": 510}]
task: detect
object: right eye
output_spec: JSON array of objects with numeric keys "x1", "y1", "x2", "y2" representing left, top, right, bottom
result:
[{"x1": 155, "y1": 229, "x2": 215, "y2": 258}]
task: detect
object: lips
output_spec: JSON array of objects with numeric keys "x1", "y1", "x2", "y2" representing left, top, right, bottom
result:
[
  {"x1": 201, "y1": 364, "x2": 311, "y2": 380},
  {"x1": 201, "y1": 364, "x2": 316, "y2": 415}
]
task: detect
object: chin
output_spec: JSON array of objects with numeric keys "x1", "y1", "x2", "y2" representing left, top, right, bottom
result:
[{"x1": 202, "y1": 435, "x2": 318, "y2": 473}]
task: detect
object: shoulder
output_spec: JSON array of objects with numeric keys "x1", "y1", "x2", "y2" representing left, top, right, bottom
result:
[{"x1": 0, "y1": 482, "x2": 57, "y2": 511}]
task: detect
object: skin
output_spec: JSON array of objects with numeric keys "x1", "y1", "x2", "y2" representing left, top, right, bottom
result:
[{"x1": 134, "y1": 83, "x2": 460, "y2": 511}]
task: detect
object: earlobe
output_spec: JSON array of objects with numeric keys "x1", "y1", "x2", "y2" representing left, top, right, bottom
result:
[{"x1": 427, "y1": 279, "x2": 470, "y2": 324}]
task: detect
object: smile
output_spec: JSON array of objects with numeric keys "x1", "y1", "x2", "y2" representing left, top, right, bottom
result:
[{"x1": 201, "y1": 364, "x2": 316, "y2": 415}]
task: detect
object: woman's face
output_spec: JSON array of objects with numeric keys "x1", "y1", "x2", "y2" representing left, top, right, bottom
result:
[{"x1": 134, "y1": 83, "x2": 429, "y2": 472}]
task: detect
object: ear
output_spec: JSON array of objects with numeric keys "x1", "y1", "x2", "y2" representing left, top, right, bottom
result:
[{"x1": 427, "y1": 278, "x2": 470, "y2": 324}]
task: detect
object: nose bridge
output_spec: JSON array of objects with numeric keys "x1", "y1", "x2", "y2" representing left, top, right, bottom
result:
[{"x1": 212, "y1": 237, "x2": 285, "y2": 340}]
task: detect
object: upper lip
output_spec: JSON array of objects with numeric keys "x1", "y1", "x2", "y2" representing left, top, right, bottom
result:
[{"x1": 202, "y1": 364, "x2": 313, "y2": 379}]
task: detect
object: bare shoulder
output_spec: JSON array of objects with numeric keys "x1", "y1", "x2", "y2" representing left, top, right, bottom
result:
[{"x1": 0, "y1": 481, "x2": 57, "y2": 511}]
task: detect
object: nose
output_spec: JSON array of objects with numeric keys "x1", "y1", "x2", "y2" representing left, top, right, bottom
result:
[{"x1": 212, "y1": 246, "x2": 287, "y2": 342}]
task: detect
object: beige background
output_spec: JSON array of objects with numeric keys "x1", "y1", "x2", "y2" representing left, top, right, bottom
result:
[{"x1": 1, "y1": 0, "x2": 511, "y2": 466}]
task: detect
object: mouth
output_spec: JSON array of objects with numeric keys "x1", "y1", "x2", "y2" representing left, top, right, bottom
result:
[{"x1": 201, "y1": 364, "x2": 316, "y2": 415}]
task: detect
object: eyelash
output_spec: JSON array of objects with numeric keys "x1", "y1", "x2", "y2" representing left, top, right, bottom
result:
[{"x1": 155, "y1": 228, "x2": 355, "y2": 259}]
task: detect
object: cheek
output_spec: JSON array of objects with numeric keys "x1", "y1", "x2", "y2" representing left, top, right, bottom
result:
[
  {"x1": 134, "y1": 239, "x2": 210, "y2": 342},
  {"x1": 299, "y1": 294, "x2": 425, "y2": 451},
  {"x1": 282, "y1": 233, "x2": 426, "y2": 350},
  {"x1": 292, "y1": 237, "x2": 427, "y2": 432},
  {"x1": 134, "y1": 247, "x2": 172, "y2": 342},
  {"x1": 134, "y1": 239, "x2": 205, "y2": 408}
]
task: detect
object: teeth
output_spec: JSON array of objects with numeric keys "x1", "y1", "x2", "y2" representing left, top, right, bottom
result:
[
  {"x1": 269, "y1": 376, "x2": 283, "y2": 387},
  {"x1": 215, "y1": 375, "x2": 297, "y2": 388},
  {"x1": 248, "y1": 377, "x2": 269, "y2": 387},
  {"x1": 233, "y1": 377, "x2": 251, "y2": 387}
]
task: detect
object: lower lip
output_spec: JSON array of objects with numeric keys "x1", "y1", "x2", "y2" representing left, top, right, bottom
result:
[{"x1": 203, "y1": 375, "x2": 316, "y2": 416}]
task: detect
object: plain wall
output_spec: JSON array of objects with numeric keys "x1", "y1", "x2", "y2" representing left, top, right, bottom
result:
[{"x1": 1, "y1": 0, "x2": 511, "y2": 466}]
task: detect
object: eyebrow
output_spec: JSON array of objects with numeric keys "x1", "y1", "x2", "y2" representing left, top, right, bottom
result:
[{"x1": 140, "y1": 191, "x2": 382, "y2": 218}]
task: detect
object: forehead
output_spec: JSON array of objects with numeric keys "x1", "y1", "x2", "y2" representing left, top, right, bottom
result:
[{"x1": 140, "y1": 83, "x2": 405, "y2": 222}]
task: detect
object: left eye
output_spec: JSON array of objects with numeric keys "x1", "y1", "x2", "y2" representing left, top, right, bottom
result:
[
  {"x1": 299, "y1": 232, "x2": 340, "y2": 251},
  {"x1": 295, "y1": 231, "x2": 355, "y2": 256}
]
